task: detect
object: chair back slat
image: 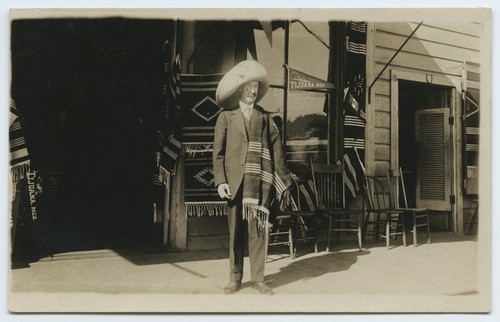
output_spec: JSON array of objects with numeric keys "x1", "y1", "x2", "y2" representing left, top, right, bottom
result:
[
  {"x1": 363, "y1": 176, "x2": 390, "y2": 211},
  {"x1": 310, "y1": 163, "x2": 343, "y2": 174},
  {"x1": 310, "y1": 160, "x2": 344, "y2": 209},
  {"x1": 386, "y1": 167, "x2": 410, "y2": 209},
  {"x1": 399, "y1": 167, "x2": 409, "y2": 208}
]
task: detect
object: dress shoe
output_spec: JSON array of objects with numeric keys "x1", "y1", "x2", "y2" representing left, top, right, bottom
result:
[
  {"x1": 224, "y1": 281, "x2": 242, "y2": 294},
  {"x1": 251, "y1": 281, "x2": 274, "y2": 295}
]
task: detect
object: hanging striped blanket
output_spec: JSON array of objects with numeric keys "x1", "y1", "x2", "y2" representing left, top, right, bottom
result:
[
  {"x1": 9, "y1": 98, "x2": 30, "y2": 181},
  {"x1": 343, "y1": 147, "x2": 365, "y2": 206},
  {"x1": 343, "y1": 21, "x2": 367, "y2": 188},
  {"x1": 9, "y1": 98, "x2": 39, "y2": 245},
  {"x1": 344, "y1": 21, "x2": 367, "y2": 120}
]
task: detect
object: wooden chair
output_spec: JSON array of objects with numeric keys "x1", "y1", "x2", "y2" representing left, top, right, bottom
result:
[
  {"x1": 269, "y1": 180, "x2": 318, "y2": 259},
  {"x1": 386, "y1": 168, "x2": 431, "y2": 246},
  {"x1": 362, "y1": 175, "x2": 407, "y2": 249},
  {"x1": 310, "y1": 160, "x2": 364, "y2": 252},
  {"x1": 464, "y1": 197, "x2": 478, "y2": 235},
  {"x1": 267, "y1": 213, "x2": 294, "y2": 259}
]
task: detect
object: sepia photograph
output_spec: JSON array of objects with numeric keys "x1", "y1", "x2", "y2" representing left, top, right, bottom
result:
[{"x1": 3, "y1": 3, "x2": 495, "y2": 316}]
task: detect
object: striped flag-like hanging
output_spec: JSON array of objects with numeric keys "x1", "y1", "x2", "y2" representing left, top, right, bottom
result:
[
  {"x1": 343, "y1": 21, "x2": 366, "y2": 190},
  {"x1": 344, "y1": 21, "x2": 367, "y2": 120},
  {"x1": 343, "y1": 147, "x2": 365, "y2": 206},
  {"x1": 9, "y1": 98, "x2": 30, "y2": 181},
  {"x1": 344, "y1": 115, "x2": 365, "y2": 149},
  {"x1": 9, "y1": 98, "x2": 39, "y2": 244},
  {"x1": 152, "y1": 49, "x2": 183, "y2": 226},
  {"x1": 157, "y1": 53, "x2": 183, "y2": 178},
  {"x1": 162, "y1": 53, "x2": 183, "y2": 175}
]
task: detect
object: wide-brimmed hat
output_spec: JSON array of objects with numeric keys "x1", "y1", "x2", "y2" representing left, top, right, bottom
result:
[{"x1": 216, "y1": 60, "x2": 270, "y2": 109}]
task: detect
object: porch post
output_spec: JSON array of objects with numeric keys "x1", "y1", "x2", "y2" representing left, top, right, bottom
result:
[
  {"x1": 171, "y1": 153, "x2": 187, "y2": 251},
  {"x1": 329, "y1": 21, "x2": 346, "y2": 164}
]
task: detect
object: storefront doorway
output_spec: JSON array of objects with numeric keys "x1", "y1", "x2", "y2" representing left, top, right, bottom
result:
[
  {"x1": 397, "y1": 79, "x2": 455, "y2": 230},
  {"x1": 11, "y1": 19, "x2": 174, "y2": 257}
]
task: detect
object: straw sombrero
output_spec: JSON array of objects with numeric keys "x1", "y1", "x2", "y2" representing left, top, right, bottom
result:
[{"x1": 216, "y1": 60, "x2": 270, "y2": 109}]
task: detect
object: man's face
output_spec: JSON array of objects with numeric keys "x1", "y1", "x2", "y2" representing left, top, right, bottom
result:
[{"x1": 239, "y1": 81, "x2": 259, "y2": 105}]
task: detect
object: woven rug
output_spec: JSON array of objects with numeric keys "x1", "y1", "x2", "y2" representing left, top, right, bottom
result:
[
  {"x1": 180, "y1": 74, "x2": 224, "y2": 150},
  {"x1": 184, "y1": 151, "x2": 227, "y2": 216},
  {"x1": 180, "y1": 74, "x2": 227, "y2": 217}
]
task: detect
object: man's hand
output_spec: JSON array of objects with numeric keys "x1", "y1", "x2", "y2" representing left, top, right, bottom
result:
[{"x1": 217, "y1": 183, "x2": 232, "y2": 200}]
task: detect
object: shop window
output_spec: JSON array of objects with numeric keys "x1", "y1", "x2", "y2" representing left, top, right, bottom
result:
[
  {"x1": 252, "y1": 21, "x2": 330, "y2": 178},
  {"x1": 251, "y1": 25, "x2": 285, "y2": 114}
]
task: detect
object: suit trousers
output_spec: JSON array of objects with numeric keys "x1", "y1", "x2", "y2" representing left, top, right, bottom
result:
[{"x1": 227, "y1": 186, "x2": 267, "y2": 283}]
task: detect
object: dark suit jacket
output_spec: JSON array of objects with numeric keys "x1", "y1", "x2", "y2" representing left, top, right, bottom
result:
[{"x1": 213, "y1": 104, "x2": 283, "y2": 200}]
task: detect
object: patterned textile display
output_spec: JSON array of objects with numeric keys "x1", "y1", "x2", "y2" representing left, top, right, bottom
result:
[
  {"x1": 152, "y1": 46, "x2": 180, "y2": 223},
  {"x1": 344, "y1": 115, "x2": 365, "y2": 150},
  {"x1": 158, "y1": 53, "x2": 182, "y2": 177},
  {"x1": 295, "y1": 180, "x2": 318, "y2": 212},
  {"x1": 9, "y1": 98, "x2": 41, "y2": 247},
  {"x1": 343, "y1": 147, "x2": 366, "y2": 206},
  {"x1": 344, "y1": 21, "x2": 367, "y2": 120},
  {"x1": 278, "y1": 179, "x2": 319, "y2": 238},
  {"x1": 180, "y1": 74, "x2": 224, "y2": 148},
  {"x1": 185, "y1": 151, "x2": 227, "y2": 217},
  {"x1": 465, "y1": 91, "x2": 479, "y2": 118},
  {"x1": 343, "y1": 21, "x2": 366, "y2": 180},
  {"x1": 9, "y1": 98, "x2": 37, "y2": 225},
  {"x1": 180, "y1": 73, "x2": 227, "y2": 217},
  {"x1": 9, "y1": 98, "x2": 30, "y2": 181},
  {"x1": 463, "y1": 62, "x2": 480, "y2": 195}
]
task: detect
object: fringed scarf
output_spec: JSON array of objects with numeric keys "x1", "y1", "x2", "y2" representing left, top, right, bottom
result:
[{"x1": 242, "y1": 111, "x2": 292, "y2": 237}]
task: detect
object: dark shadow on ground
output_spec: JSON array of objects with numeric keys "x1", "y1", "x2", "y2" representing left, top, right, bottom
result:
[
  {"x1": 11, "y1": 231, "x2": 475, "y2": 269},
  {"x1": 360, "y1": 230, "x2": 477, "y2": 250},
  {"x1": 114, "y1": 247, "x2": 229, "y2": 266},
  {"x1": 261, "y1": 250, "x2": 370, "y2": 290}
]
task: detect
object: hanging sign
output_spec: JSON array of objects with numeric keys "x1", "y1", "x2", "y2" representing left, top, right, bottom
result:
[
  {"x1": 26, "y1": 171, "x2": 39, "y2": 221},
  {"x1": 287, "y1": 66, "x2": 335, "y2": 92}
]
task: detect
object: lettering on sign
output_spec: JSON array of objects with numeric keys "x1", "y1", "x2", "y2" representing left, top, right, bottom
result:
[
  {"x1": 288, "y1": 67, "x2": 335, "y2": 91},
  {"x1": 27, "y1": 171, "x2": 38, "y2": 220}
]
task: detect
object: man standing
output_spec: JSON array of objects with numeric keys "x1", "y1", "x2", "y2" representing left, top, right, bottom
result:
[{"x1": 213, "y1": 60, "x2": 292, "y2": 295}]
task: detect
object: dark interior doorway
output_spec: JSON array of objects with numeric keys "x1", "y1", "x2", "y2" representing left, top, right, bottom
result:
[
  {"x1": 398, "y1": 81, "x2": 451, "y2": 209},
  {"x1": 11, "y1": 18, "x2": 173, "y2": 258}
]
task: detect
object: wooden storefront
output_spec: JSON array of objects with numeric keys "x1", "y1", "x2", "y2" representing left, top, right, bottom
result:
[
  {"x1": 10, "y1": 16, "x2": 484, "y2": 256},
  {"x1": 365, "y1": 21, "x2": 482, "y2": 234},
  {"x1": 168, "y1": 20, "x2": 484, "y2": 250}
]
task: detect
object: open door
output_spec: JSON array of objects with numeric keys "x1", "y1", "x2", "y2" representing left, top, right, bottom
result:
[{"x1": 415, "y1": 108, "x2": 452, "y2": 211}]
